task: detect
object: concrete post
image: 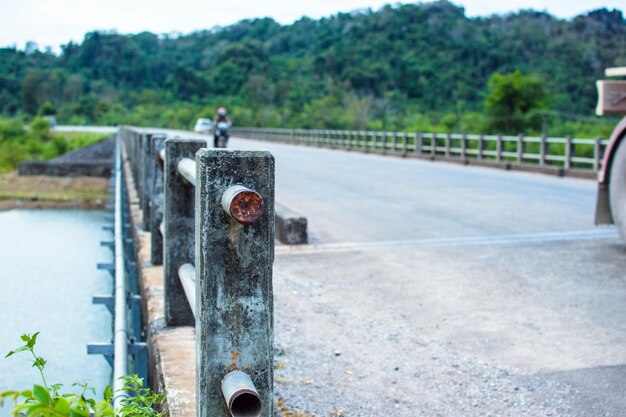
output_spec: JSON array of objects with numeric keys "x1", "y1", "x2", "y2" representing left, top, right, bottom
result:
[
  {"x1": 461, "y1": 133, "x2": 467, "y2": 160},
  {"x1": 402, "y1": 132, "x2": 408, "y2": 156},
  {"x1": 415, "y1": 132, "x2": 423, "y2": 154},
  {"x1": 195, "y1": 149, "x2": 275, "y2": 417},
  {"x1": 540, "y1": 136, "x2": 548, "y2": 166},
  {"x1": 594, "y1": 137, "x2": 602, "y2": 171},
  {"x1": 431, "y1": 133, "x2": 437, "y2": 158},
  {"x1": 142, "y1": 133, "x2": 153, "y2": 230},
  {"x1": 164, "y1": 138, "x2": 205, "y2": 326},
  {"x1": 517, "y1": 134, "x2": 525, "y2": 165},
  {"x1": 150, "y1": 135, "x2": 166, "y2": 265},
  {"x1": 564, "y1": 136, "x2": 573, "y2": 171}
]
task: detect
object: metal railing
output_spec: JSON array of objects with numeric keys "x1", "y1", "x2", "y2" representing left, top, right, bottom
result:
[
  {"x1": 89, "y1": 134, "x2": 148, "y2": 407},
  {"x1": 232, "y1": 127, "x2": 608, "y2": 175},
  {"x1": 120, "y1": 127, "x2": 275, "y2": 417}
]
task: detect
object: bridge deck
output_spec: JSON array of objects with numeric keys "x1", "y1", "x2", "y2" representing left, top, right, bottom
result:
[
  {"x1": 137, "y1": 132, "x2": 626, "y2": 416},
  {"x1": 227, "y1": 137, "x2": 625, "y2": 416}
]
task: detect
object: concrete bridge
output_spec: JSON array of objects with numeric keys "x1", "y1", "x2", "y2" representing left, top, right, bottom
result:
[{"x1": 98, "y1": 126, "x2": 626, "y2": 417}]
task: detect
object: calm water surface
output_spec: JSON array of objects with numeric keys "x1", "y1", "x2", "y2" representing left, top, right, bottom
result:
[{"x1": 0, "y1": 210, "x2": 112, "y2": 407}]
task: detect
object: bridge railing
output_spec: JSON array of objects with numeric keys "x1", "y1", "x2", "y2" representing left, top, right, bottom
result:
[
  {"x1": 90, "y1": 133, "x2": 148, "y2": 403},
  {"x1": 120, "y1": 126, "x2": 275, "y2": 417},
  {"x1": 232, "y1": 127, "x2": 608, "y2": 176}
]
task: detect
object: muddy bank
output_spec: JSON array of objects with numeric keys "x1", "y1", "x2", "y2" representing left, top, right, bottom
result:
[
  {"x1": 0, "y1": 171, "x2": 109, "y2": 211},
  {"x1": 0, "y1": 199, "x2": 106, "y2": 211}
]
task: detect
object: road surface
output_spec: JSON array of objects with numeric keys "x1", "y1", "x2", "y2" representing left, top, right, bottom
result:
[{"x1": 134, "y1": 127, "x2": 626, "y2": 416}]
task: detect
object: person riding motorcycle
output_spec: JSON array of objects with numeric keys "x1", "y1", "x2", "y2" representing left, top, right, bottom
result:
[{"x1": 213, "y1": 107, "x2": 232, "y2": 148}]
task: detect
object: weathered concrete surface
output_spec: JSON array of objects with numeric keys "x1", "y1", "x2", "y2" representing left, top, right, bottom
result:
[
  {"x1": 141, "y1": 133, "x2": 154, "y2": 230},
  {"x1": 123, "y1": 144, "x2": 196, "y2": 417},
  {"x1": 150, "y1": 136, "x2": 166, "y2": 265},
  {"x1": 163, "y1": 139, "x2": 205, "y2": 326},
  {"x1": 121, "y1": 131, "x2": 626, "y2": 416},
  {"x1": 194, "y1": 150, "x2": 275, "y2": 417},
  {"x1": 275, "y1": 203, "x2": 307, "y2": 245}
]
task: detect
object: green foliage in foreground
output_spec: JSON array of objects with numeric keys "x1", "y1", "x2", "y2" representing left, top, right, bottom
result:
[
  {"x1": 0, "y1": 332, "x2": 163, "y2": 417},
  {"x1": 0, "y1": 117, "x2": 110, "y2": 174}
]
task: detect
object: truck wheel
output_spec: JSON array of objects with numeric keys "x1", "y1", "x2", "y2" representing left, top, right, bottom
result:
[{"x1": 609, "y1": 139, "x2": 626, "y2": 241}]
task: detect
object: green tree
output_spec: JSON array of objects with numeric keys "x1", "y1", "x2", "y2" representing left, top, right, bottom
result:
[{"x1": 484, "y1": 70, "x2": 547, "y2": 134}]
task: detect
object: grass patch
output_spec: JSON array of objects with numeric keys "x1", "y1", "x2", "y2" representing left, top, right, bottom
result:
[{"x1": 0, "y1": 117, "x2": 111, "y2": 174}]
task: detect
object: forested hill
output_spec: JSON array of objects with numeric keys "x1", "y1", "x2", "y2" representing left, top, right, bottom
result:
[{"x1": 1, "y1": 1, "x2": 625, "y2": 134}]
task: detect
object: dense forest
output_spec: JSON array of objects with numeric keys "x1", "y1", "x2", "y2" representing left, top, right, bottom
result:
[{"x1": 1, "y1": 1, "x2": 625, "y2": 136}]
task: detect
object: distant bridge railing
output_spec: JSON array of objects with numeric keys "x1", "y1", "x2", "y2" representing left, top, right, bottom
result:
[
  {"x1": 120, "y1": 126, "x2": 275, "y2": 417},
  {"x1": 232, "y1": 127, "x2": 608, "y2": 178}
]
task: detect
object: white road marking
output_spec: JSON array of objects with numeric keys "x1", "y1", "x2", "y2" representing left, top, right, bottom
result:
[{"x1": 275, "y1": 228, "x2": 619, "y2": 254}]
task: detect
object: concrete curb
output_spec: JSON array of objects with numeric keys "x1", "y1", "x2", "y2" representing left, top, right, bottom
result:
[{"x1": 275, "y1": 203, "x2": 308, "y2": 244}]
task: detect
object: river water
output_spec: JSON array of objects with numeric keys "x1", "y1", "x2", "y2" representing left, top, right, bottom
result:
[{"x1": 0, "y1": 209, "x2": 112, "y2": 407}]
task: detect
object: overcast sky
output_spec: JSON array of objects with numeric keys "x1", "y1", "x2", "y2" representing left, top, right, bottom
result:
[{"x1": 0, "y1": 0, "x2": 622, "y2": 51}]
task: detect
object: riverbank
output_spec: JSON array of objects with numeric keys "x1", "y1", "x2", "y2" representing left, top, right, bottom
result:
[{"x1": 0, "y1": 171, "x2": 108, "y2": 211}]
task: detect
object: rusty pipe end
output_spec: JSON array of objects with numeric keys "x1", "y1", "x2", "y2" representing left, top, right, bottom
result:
[
  {"x1": 221, "y1": 371, "x2": 262, "y2": 417},
  {"x1": 221, "y1": 185, "x2": 265, "y2": 225}
]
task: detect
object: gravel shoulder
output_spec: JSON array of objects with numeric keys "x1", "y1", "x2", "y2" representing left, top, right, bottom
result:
[{"x1": 273, "y1": 238, "x2": 626, "y2": 417}]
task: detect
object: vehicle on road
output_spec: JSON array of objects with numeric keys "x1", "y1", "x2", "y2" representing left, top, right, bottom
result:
[
  {"x1": 43, "y1": 116, "x2": 57, "y2": 129},
  {"x1": 193, "y1": 118, "x2": 212, "y2": 134},
  {"x1": 595, "y1": 66, "x2": 626, "y2": 242},
  {"x1": 214, "y1": 121, "x2": 230, "y2": 148}
]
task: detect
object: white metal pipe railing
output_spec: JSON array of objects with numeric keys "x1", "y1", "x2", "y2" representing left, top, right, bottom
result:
[
  {"x1": 177, "y1": 158, "x2": 197, "y2": 187},
  {"x1": 177, "y1": 263, "x2": 196, "y2": 318},
  {"x1": 113, "y1": 136, "x2": 128, "y2": 409},
  {"x1": 231, "y1": 127, "x2": 608, "y2": 172}
]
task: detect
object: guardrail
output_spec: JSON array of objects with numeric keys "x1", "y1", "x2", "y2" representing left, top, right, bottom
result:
[
  {"x1": 232, "y1": 127, "x2": 608, "y2": 177},
  {"x1": 120, "y1": 127, "x2": 275, "y2": 417},
  {"x1": 89, "y1": 134, "x2": 148, "y2": 408}
]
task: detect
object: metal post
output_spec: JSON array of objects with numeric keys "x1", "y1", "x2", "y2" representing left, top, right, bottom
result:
[
  {"x1": 163, "y1": 138, "x2": 205, "y2": 326},
  {"x1": 496, "y1": 135, "x2": 503, "y2": 162},
  {"x1": 195, "y1": 149, "x2": 275, "y2": 417},
  {"x1": 151, "y1": 135, "x2": 166, "y2": 265}
]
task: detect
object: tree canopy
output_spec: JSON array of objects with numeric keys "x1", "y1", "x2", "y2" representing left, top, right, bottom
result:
[{"x1": 0, "y1": 1, "x2": 624, "y2": 135}]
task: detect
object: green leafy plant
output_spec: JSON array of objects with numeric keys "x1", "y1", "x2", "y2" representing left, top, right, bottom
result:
[{"x1": 0, "y1": 332, "x2": 163, "y2": 417}]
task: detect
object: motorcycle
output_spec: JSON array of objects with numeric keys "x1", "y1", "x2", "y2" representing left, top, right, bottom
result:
[{"x1": 214, "y1": 121, "x2": 230, "y2": 148}]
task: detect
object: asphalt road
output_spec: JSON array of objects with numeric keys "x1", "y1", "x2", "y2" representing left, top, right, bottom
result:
[
  {"x1": 125, "y1": 128, "x2": 626, "y2": 416},
  {"x1": 221, "y1": 137, "x2": 625, "y2": 417}
]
